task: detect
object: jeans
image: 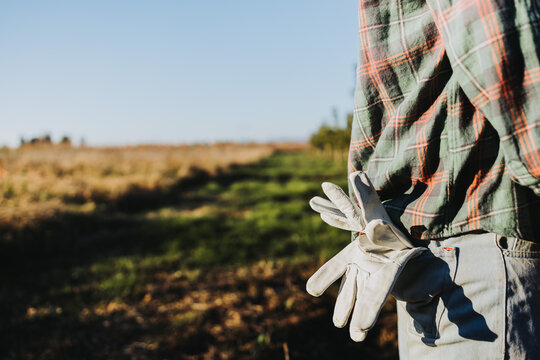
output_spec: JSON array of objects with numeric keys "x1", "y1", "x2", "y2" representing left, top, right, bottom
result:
[{"x1": 394, "y1": 232, "x2": 540, "y2": 359}]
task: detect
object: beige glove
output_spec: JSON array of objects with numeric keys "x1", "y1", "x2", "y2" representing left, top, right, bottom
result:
[{"x1": 307, "y1": 171, "x2": 425, "y2": 341}]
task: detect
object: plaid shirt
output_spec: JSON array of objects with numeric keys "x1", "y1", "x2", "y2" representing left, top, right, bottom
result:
[{"x1": 349, "y1": 0, "x2": 540, "y2": 240}]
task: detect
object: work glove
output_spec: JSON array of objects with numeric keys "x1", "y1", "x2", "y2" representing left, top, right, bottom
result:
[{"x1": 306, "y1": 171, "x2": 425, "y2": 341}]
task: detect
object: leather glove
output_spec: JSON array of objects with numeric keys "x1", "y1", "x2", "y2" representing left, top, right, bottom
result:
[{"x1": 306, "y1": 171, "x2": 425, "y2": 341}]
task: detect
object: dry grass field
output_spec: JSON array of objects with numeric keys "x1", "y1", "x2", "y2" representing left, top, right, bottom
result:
[
  {"x1": 0, "y1": 144, "x2": 398, "y2": 360},
  {"x1": 0, "y1": 143, "x2": 294, "y2": 228}
]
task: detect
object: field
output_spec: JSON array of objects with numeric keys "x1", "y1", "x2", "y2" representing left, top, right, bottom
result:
[{"x1": 0, "y1": 145, "x2": 398, "y2": 359}]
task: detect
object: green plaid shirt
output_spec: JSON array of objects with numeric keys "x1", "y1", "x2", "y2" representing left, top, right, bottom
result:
[{"x1": 349, "y1": 0, "x2": 540, "y2": 241}]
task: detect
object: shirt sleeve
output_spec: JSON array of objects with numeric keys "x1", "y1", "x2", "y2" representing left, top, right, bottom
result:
[{"x1": 426, "y1": 0, "x2": 540, "y2": 195}]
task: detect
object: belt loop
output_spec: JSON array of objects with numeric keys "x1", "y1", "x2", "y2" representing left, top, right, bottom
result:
[
  {"x1": 507, "y1": 237, "x2": 517, "y2": 250},
  {"x1": 512, "y1": 238, "x2": 518, "y2": 251}
]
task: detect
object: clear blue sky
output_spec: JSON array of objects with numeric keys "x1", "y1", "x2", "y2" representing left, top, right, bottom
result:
[{"x1": 0, "y1": 1, "x2": 358, "y2": 146}]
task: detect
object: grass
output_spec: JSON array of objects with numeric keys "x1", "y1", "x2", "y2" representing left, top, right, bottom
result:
[
  {"x1": 0, "y1": 143, "x2": 285, "y2": 228},
  {"x1": 0, "y1": 148, "x2": 399, "y2": 360}
]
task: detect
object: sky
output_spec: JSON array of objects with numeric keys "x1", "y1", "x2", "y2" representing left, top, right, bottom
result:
[{"x1": 0, "y1": 1, "x2": 358, "y2": 146}]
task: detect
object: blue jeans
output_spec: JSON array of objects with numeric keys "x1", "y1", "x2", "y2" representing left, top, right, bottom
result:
[{"x1": 394, "y1": 232, "x2": 540, "y2": 359}]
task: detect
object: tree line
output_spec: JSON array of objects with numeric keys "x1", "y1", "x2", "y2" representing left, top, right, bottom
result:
[{"x1": 309, "y1": 112, "x2": 353, "y2": 156}]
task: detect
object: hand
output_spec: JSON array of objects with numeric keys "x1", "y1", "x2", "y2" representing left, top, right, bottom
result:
[{"x1": 306, "y1": 171, "x2": 425, "y2": 341}]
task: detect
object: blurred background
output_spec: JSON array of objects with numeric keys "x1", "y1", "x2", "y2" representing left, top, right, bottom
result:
[{"x1": 0, "y1": 1, "x2": 399, "y2": 359}]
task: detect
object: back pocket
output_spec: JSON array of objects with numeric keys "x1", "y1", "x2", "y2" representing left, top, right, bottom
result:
[
  {"x1": 498, "y1": 236, "x2": 540, "y2": 358},
  {"x1": 392, "y1": 246, "x2": 457, "y2": 344}
]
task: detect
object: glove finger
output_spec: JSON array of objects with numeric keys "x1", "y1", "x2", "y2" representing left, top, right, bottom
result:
[
  {"x1": 350, "y1": 327, "x2": 367, "y2": 342},
  {"x1": 306, "y1": 242, "x2": 354, "y2": 297},
  {"x1": 333, "y1": 265, "x2": 358, "y2": 328},
  {"x1": 309, "y1": 196, "x2": 346, "y2": 218},
  {"x1": 321, "y1": 182, "x2": 364, "y2": 227},
  {"x1": 320, "y1": 213, "x2": 361, "y2": 232},
  {"x1": 349, "y1": 269, "x2": 370, "y2": 342},
  {"x1": 349, "y1": 172, "x2": 391, "y2": 225}
]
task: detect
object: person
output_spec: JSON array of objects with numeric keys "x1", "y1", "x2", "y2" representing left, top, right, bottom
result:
[{"x1": 307, "y1": 0, "x2": 540, "y2": 358}]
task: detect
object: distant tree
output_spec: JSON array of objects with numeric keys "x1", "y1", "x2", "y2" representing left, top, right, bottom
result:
[
  {"x1": 310, "y1": 124, "x2": 333, "y2": 151},
  {"x1": 42, "y1": 134, "x2": 52, "y2": 144},
  {"x1": 27, "y1": 134, "x2": 53, "y2": 146},
  {"x1": 309, "y1": 112, "x2": 353, "y2": 157},
  {"x1": 60, "y1": 136, "x2": 72, "y2": 146}
]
